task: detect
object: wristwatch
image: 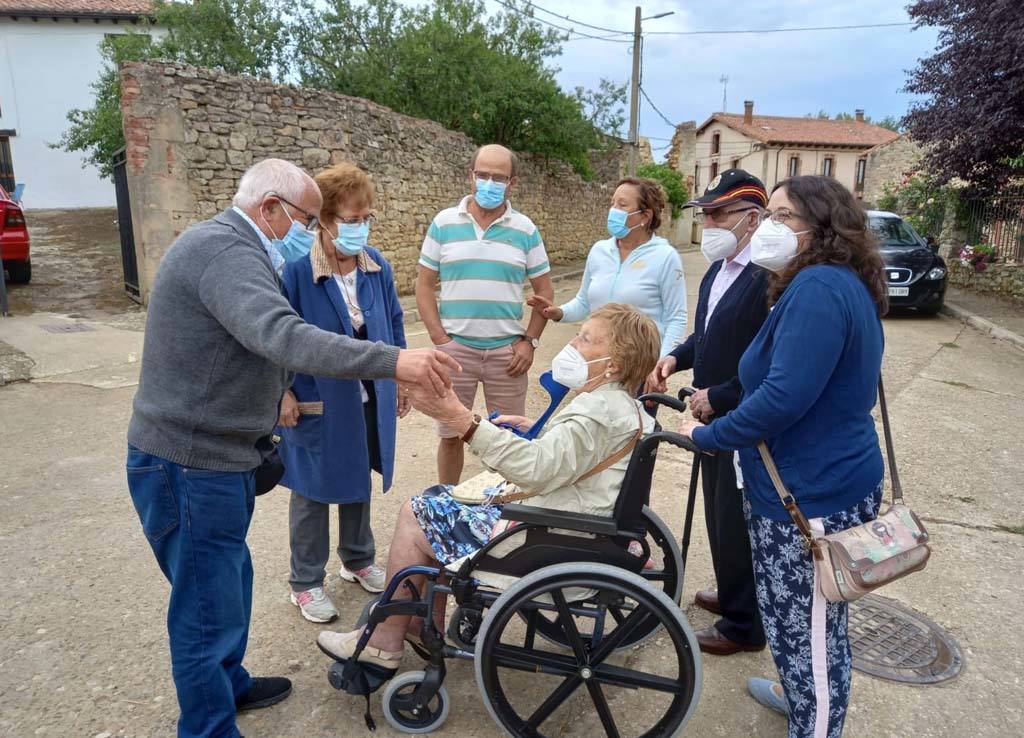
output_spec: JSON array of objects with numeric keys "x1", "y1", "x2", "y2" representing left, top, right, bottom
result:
[
  {"x1": 461, "y1": 413, "x2": 482, "y2": 443},
  {"x1": 520, "y1": 335, "x2": 540, "y2": 349}
]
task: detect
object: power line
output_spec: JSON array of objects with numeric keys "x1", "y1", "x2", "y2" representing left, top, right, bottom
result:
[
  {"x1": 645, "y1": 21, "x2": 913, "y2": 36},
  {"x1": 640, "y1": 86, "x2": 676, "y2": 128},
  {"x1": 521, "y1": 0, "x2": 630, "y2": 36},
  {"x1": 487, "y1": 0, "x2": 632, "y2": 43}
]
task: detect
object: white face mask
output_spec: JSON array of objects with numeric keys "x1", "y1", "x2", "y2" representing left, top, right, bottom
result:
[
  {"x1": 750, "y1": 219, "x2": 810, "y2": 272},
  {"x1": 551, "y1": 344, "x2": 611, "y2": 390},
  {"x1": 700, "y1": 214, "x2": 751, "y2": 263}
]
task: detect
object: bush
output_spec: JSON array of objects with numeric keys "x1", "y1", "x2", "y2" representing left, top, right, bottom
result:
[{"x1": 636, "y1": 163, "x2": 689, "y2": 220}]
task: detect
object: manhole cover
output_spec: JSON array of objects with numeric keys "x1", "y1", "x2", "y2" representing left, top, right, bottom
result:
[
  {"x1": 40, "y1": 323, "x2": 95, "y2": 334},
  {"x1": 849, "y1": 593, "x2": 963, "y2": 684}
]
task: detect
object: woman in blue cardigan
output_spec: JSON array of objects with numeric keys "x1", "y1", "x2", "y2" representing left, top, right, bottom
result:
[
  {"x1": 277, "y1": 163, "x2": 407, "y2": 623},
  {"x1": 679, "y1": 175, "x2": 888, "y2": 738}
]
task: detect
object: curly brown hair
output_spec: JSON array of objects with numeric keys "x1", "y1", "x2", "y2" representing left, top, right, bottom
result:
[
  {"x1": 767, "y1": 176, "x2": 889, "y2": 316},
  {"x1": 615, "y1": 176, "x2": 667, "y2": 232},
  {"x1": 590, "y1": 303, "x2": 661, "y2": 390},
  {"x1": 314, "y1": 162, "x2": 375, "y2": 224}
]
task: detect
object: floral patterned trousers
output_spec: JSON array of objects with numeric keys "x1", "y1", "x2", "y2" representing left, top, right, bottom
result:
[{"x1": 745, "y1": 485, "x2": 882, "y2": 738}]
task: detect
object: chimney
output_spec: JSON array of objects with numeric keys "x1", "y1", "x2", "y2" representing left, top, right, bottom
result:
[
  {"x1": 743, "y1": 100, "x2": 754, "y2": 125},
  {"x1": 855, "y1": 109, "x2": 865, "y2": 122}
]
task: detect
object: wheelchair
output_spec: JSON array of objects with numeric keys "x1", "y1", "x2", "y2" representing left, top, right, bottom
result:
[{"x1": 323, "y1": 391, "x2": 704, "y2": 737}]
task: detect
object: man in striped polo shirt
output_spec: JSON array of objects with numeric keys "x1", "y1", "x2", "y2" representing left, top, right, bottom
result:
[{"x1": 416, "y1": 144, "x2": 555, "y2": 483}]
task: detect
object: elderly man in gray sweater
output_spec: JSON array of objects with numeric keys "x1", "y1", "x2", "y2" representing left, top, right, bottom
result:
[{"x1": 126, "y1": 158, "x2": 458, "y2": 738}]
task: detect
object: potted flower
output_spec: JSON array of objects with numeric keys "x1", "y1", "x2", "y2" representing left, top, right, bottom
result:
[{"x1": 958, "y1": 243, "x2": 998, "y2": 273}]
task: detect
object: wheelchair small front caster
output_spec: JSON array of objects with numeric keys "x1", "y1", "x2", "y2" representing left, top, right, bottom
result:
[{"x1": 382, "y1": 670, "x2": 450, "y2": 734}]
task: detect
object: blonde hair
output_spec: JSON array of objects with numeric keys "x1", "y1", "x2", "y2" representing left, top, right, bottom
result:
[
  {"x1": 591, "y1": 303, "x2": 660, "y2": 390},
  {"x1": 314, "y1": 162, "x2": 375, "y2": 224}
]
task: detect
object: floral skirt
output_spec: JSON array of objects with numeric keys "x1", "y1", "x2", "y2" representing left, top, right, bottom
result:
[{"x1": 409, "y1": 485, "x2": 504, "y2": 565}]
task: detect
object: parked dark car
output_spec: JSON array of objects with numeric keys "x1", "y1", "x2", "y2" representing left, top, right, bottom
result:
[
  {"x1": 0, "y1": 184, "x2": 30, "y2": 284},
  {"x1": 868, "y1": 210, "x2": 946, "y2": 315}
]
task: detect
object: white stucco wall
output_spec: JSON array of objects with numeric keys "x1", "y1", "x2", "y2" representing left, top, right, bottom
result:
[{"x1": 0, "y1": 17, "x2": 158, "y2": 209}]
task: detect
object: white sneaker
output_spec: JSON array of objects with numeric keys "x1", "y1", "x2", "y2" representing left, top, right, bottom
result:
[
  {"x1": 290, "y1": 587, "x2": 339, "y2": 623},
  {"x1": 340, "y1": 563, "x2": 386, "y2": 593}
]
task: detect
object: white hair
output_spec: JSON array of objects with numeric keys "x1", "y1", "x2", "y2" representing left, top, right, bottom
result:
[{"x1": 233, "y1": 158, "x2": 314, "y2": 210}]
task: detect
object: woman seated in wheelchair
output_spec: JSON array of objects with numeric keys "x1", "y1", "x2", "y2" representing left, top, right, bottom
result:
[{"x1": 317, "y1": 303, "x2": 660, "y2": 671}]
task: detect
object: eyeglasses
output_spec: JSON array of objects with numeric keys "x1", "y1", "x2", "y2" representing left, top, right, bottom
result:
[
  {"x1": 472, "y1": 170, "x2": 512, "y2": 185},
  {"x1": 337, "y1": 214, "x2": 376, "y2": 227},
  {"x1": 758, "y1": 207, "x2": 805, "y2": 225},
  {"x1": 697, "y1": 207, "x2": 757, "y2": 223},
  {"x1": 267, "y1": 192, "x2": 319, "y2": 230}
]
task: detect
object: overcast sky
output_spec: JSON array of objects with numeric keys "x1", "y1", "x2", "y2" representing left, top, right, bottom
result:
[{"x1": 481, "y1": 0, "x2": 940, "y2": 160}]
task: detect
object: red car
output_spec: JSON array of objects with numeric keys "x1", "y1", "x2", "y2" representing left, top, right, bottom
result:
[{"x1": 0, "y1": 185, "x2": 30, "y2": 283}]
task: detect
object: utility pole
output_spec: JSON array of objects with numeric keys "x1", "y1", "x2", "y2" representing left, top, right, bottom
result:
[
  {"x1": 626, "y1": 8, "x2": 674, "y2": 176},
  {"x1": 719, "y1": 74, "x2": 729, "y2": 112},
  {"x1": 627, "y1": 6, "x2": 642, "y2": 177}
]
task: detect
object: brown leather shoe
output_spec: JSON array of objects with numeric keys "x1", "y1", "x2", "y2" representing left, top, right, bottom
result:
[
  {"x1": 695, "y1": 626, "x2": 766, "y2": 656},
  {"x1": 694, "y1": 589, "x2": 722, "y2": 615}
]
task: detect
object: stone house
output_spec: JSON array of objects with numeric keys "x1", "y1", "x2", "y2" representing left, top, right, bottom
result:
[{"x1": 691, "y1": 101, "x2": 899, "y2": 200}]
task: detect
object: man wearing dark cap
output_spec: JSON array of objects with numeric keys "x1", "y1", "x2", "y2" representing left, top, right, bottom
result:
[{"x1": 645, "y1": 169, "x2": 769, "y2": 655}]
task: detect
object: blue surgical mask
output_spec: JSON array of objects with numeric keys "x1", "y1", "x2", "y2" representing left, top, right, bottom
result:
[
  {"x1": 606, "y1": 208, "x2": 642, "y2": 239},
  {"x1": 332, "y1": 221, "x2": 370, "y2": 256},
  {"x1": 264, "y1": 209, "x2": 315, "y2": 263},
  {"x1": 474, "y1": 178, "x2": 507, "y2": 210}
]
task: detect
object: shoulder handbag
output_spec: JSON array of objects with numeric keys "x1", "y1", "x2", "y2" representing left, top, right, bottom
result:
[
  {"x1": 451, "y1": 406, "x2": 644, "y2": 506},
  {"x1": 757, "y1": 378, "x2": 931, "y2": 602}
]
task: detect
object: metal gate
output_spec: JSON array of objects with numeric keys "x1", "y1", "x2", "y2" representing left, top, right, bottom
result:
[
  {"x1": 964, "y1": 186, "x2": 1024, "y2": 262},
  {"x1": 112, "y1": 147, "x2": 141, "y2": 302}
]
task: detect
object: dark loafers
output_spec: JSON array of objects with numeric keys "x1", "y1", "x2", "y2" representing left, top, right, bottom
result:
[
  {"x1": 694, "y1": 589, "x2": 722, "y2": 615},
  {"x1": 695, "y1": 626, "x2": 766, "y2": 656}
]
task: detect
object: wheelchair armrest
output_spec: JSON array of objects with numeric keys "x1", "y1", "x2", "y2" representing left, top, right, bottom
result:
[{"x1": 499, "y1": 504, "x2": 620, "y2": 536}]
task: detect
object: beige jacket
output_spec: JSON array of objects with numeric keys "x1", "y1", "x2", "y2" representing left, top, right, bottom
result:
[{"x1": 467, "y1": 382, "x2": 655, "y2": 518}]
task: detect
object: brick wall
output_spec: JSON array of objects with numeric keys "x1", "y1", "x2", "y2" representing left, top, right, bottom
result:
[
  {"x1": 120, "y1": 61, "x2": 626, "y2": 302},
  {"x1": 862, "y1": 135, "x2": 923, "y2": 207}
]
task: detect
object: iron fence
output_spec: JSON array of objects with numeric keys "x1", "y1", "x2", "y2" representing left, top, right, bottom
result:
[
  {"x1": 963, "y1": 187, "x2": 1024, "y2": 262},
  {"x1": 112, "y1": 147, "x2": 141, "y2": 302}
]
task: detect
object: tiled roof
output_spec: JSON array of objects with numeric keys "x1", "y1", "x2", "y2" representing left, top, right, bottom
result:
[
  {"x1": 702, "y1": 113, "x2": 900, "y2": 148},
  {"x1": 0, "y1": 0, "x2": 153, "y2": 17}
]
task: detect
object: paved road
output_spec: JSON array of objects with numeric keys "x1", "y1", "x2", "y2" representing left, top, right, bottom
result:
[{"x1": 1, "y1": 250, "x2": 1022, "y2": 737}]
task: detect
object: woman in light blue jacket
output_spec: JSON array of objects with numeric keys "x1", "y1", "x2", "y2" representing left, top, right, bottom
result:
[{"x1": 528, "y1": 176, "x2": 687, "y2": 357}]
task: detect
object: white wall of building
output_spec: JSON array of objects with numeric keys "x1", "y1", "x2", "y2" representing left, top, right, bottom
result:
[{"x1": 0, "y1": 18, "x2": 155, "y2": 209}]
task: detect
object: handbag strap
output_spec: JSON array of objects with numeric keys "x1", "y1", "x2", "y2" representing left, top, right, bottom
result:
[
  {"x1": 495, "y1": 405, "x2": 644, "y2": 503},
  {"x1": 877, "y1": 377, "x2": 903, "y2": 505},
  {"x1": 757, "y1": 375, "x2": 902, "y2": 550},
  {"x1": 577, "y1": 405, "x2": 645, "y2": 483}
]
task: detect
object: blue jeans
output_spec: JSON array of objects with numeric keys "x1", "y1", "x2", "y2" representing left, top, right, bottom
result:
[{"x1": 126, "y1": 446, "x2": 256, "y2": 738}]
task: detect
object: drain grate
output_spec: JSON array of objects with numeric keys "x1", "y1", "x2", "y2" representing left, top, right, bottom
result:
[
  {"x1": 40, "y1": 323, "x2": 95, "y2": 334},
  {"x1": 849, "y1": 593, "x2": 963, "y2": 684}
]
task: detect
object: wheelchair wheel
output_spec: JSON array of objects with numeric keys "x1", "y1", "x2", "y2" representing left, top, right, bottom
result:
[
  {"x1": 382, "y1": 670, "x2": 451, "y2": 734},
  {"x1": 528, "y1": 507, "x2": 683, "y2": 651},
  {"x1": 476, "y1": 562, "x2": 700, "y2": 738}
]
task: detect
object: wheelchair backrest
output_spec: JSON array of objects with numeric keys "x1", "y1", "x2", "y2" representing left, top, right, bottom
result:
[{"x1": 611, "y1": 432, "x2": 663, "y2": 536}]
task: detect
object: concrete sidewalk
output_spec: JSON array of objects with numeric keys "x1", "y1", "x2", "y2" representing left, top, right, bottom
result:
[{"x1": 943, "y1": 286, "x2": 1024, "y2": 352}]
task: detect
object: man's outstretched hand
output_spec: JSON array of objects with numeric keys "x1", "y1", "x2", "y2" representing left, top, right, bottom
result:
[{"x1": 395, "y1": 348, "x2": 462, "y2": 397}]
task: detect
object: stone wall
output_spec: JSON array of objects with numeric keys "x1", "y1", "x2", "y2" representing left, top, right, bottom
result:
[
  {"x1": 948, "y1": 262, "x2": 1024, "y2": 302},
  {"x1": 120, "y1": 61, "x2": 625, "y2": 302},
  {"x1": 862, "y1": 135, "x2": 922, "y2": 207}
]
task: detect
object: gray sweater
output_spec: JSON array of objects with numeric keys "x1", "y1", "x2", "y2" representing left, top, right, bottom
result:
[{"x1": 127, "y1": 208, "x2": 400, "y2": 471}]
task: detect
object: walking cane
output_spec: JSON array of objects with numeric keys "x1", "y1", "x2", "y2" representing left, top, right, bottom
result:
[{"x1": 677, "y1": 387, "x2": 700, "y2": 568}]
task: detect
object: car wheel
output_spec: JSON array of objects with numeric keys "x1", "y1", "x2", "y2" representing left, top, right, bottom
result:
[
  {"x1": 4, "y1": 259, "x2": 30, "y2": 284},
  {"x1": 917, "y1": 303, "x2": 943, "y2": 316}
]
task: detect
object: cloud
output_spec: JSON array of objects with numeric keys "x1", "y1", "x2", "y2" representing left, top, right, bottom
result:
[{"x1": 535, "y1": 0, "x2": 939, "y2": 158}]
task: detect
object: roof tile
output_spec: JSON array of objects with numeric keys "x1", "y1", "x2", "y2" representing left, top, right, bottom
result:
[
  {"x1": 708, "y1": 113, "x2": 899, "y2": 148},
  {"x1": 0, "y1": 0, "x2": 152, "y2": 17}
]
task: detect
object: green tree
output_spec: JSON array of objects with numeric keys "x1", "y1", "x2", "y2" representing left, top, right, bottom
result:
[
  {"x1": 637, "y1": 163, "x2": 688, "y2": 219},
  {"x1": 294, "y1": 0, "x2": 604, "y2": 176},
  {"x1": 573, "y1": 78, "x2": 628, "y2": 138},
  {"x1": 55, "y1": 0, "x2": 290, "y2": 178}
]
